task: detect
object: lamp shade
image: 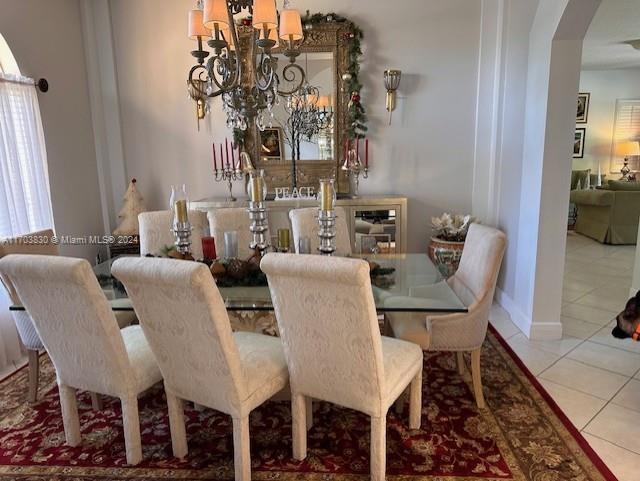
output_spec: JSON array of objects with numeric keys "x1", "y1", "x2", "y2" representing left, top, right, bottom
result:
[
  {"x1": 203, "y1": 0, "x2": 229, "y2": 30},
  {"x1": 384, "y1": 70, "x2": 402, "y2": 91},
  {"x1": 317, "y1": 95, "x2": 331, "y2": 108},
  {"x1": 616, "y1": 141, "x2": 640, "y2": 157},
  {"x1": 279, "y1": 9, "x2": 303, "y2": 41},
  {"x1": 188, "y1": 9, "x2": 211, "y2": 39},
  {"x1": 252, "y1": 0, "x2": 278, "y2": 31}
]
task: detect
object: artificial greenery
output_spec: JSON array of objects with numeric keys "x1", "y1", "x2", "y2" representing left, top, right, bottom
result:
[{"x1": 303, "y1": 12, "x2": 368, "y2": 139}]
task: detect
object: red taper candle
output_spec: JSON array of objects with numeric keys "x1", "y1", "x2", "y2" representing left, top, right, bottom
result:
[
  {"x1": 220, "y1": 144, "x2": 224, "y2": 169},
  {"x1": 213, "y1": 142, "x2": 218, "y2": 171},
  {"x1": 225, "y1": 138, "x2": 230, "y2": 167},
  {"x1": 365, "y1": 138, "x2": 369, "y2": 168}
]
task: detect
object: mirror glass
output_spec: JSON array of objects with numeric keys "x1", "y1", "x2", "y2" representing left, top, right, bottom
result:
[
  {"x1": 259, "y1": 51, "x2": 336, "y2": 164},
  {"x1": 354, "y1": 209, "x2": 398, "y2": 254}
]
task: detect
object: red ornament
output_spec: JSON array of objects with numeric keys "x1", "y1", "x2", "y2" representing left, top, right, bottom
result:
[{"x1": 351, "y1": 92, "x2": 361, "y2": 104}]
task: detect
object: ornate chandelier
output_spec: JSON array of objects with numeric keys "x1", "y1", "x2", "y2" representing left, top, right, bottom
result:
[{"x1": 187, "y1": 0, "x2": 306, "y2": 133}]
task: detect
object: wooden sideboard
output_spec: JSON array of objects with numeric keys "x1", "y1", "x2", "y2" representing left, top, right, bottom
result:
[{"x1": 191, "y1": 195, "x2": 408, "y2": 253}]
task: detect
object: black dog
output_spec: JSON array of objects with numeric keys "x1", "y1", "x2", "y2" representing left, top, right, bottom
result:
[{"x1": 612, "y1": 290, "x2": 640, "y2": 340}]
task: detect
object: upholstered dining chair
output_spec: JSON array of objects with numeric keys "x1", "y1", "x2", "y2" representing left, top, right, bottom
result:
[
  {"x1": 138, "y1": 209, "x2": 207, "y2": 260},
  {"x1": 0, "y1": 254, "x2": 162, "y2": 465},
  {"x1": 112, "y1": 256, "x2": 288, "y2": 481},
  {"x1": 387, "y1": 224, "x2": 506, "y2": 409},
  {"x1": 261, "y1": 253, "x2": 423, "y2": 481},
  {"x1": 288, "y1": 207, "x2": 352, "y2": 256},
  {"x1": 0, "y1": 229, "x2": 135, "y2": 403},
  {"x1": 0, "y1": 229, "x2": 56, "y2": 402},
  {"x1": 207, "y1": 207, "x2": 254, "y2": 259}
]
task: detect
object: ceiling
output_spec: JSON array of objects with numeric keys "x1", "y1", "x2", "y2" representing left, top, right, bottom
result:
[{"x1": 582, "y1": 0, "x2": 640, "y2": 70}]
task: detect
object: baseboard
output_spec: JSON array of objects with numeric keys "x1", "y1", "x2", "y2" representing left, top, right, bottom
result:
[{"x1": 495, "y1": 288, "x2": 563, "y2": 341}]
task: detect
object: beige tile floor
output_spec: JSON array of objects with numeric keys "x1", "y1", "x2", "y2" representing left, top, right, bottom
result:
[{"x1": 491, "y1": 232, "x2": 640, "y2": 481}]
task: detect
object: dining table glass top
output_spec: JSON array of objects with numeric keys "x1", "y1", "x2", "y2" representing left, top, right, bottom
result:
[
  {"x1": 9, "y1": 254, "x2": 467, "y2": 313},
  {"x1": 91, "y1": 253, "x2": 467, "y2": 313}
]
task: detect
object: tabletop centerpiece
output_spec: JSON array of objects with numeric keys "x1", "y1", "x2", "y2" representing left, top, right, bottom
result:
[{"x1": 428, "y1": 213, "x2": 473, "y2": 277}]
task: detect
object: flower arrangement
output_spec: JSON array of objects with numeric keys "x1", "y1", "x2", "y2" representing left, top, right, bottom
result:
[{"x1": 431, "y1": 213, "x2": 474, "y2": 242}]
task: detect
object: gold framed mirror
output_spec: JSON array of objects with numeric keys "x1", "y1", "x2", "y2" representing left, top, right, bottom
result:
[{"x1": 237, "y1": 17, "x2": 363, "y2": 195}]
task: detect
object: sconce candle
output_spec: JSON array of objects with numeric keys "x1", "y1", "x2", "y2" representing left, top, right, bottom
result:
[
  {"x1": 174, "y1": 199, "x2": 188, "y2": 223},
  {"x1": 319, "y1": 178, "x2": 335, "y2": 211}
]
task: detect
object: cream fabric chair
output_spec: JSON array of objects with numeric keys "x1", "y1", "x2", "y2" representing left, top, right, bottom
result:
[
  {"x1": 289, "y1": 207, "x2": 352, "y2": 256},
  {"x1": 261, "y1": 253, "x2": 423, "y2": 481},
  {"x1": 112, "y1": 256, "x2": 288, "y2": 481},
  {"x1": 0, "y1": 254, "x2": 162, "y2": 465},
  {"x1": 207, "y1": 207, "x2": 254, "y2": 259},
  {"x1": 0, "y1": 229, "x2": 54, "y2": 402},
  {"x1": 0, "y1": 229, "x2": 134, "y2": 402},
  {"x1": 138, "y1": 209, "x2": 207, "y2": 260},
  {"x1": 388, "y1": 224, "x2": 506, "y2": 409}
]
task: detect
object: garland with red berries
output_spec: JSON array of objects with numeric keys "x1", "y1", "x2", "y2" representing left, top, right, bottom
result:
[{"x1": 302, "y1": 12, "x2": 368, "y2": 140}]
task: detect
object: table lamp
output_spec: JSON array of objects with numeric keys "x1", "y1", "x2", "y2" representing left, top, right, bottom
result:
[{"x1": 616, "y1": 141, "x2": 640, "y2": 181}]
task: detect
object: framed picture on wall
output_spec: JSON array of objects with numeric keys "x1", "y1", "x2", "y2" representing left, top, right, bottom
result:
[
  {"x1": 574, "y1": 128, "x2": 586, "y2": 158},
  {"x1": 260, "y1": 127, "x2": 285, "y2": 162},
  {"x1": 576, "y1": 93, "x2": 590, "y2": 123}
]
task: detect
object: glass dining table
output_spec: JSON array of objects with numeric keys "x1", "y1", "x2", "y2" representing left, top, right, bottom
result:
[{"x1": 10, "y1": 254, "x2": 467, "y2": 314}]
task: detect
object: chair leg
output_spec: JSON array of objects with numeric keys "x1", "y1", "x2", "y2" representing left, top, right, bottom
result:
[
  {"x1": 120, "y1": 395, "x2": 143, "y2": 465},
  {"x1": 90, "y1": 393, "x2": 103, "y2": 411},
  {"x1": 305, "y1": 397, "x2": 313, "y2": 431},
  {"x1": 370, "y1": 415, "x2": 386, "y2": 481},
  {"x1": 394, "y1": 388, "x2": 407, "y2": 415},
  {"x1": 232, "y1": 416, "x2": 251, "y2": 481},
  {"x1": 291, "y1": 393, "x2": 308, "y2": 460},
  {"x1": 471, "y1": 348, "x2": 486, "y2": 409},
  {"x1": 27, "y1": 349, "x2": 39, "y2": 403},
  {"x1": 409, "y1": 368, "x2": 422, "y2": 430},
  {"x1": 58, "y1": 384, "x2": 81, "y2": 446},
  {"x1": 456, "y1": 352, "x2": 465, "y2": 376},
  {"x1": 166, "y1": 389, "x2": 188, "y2": 459}
]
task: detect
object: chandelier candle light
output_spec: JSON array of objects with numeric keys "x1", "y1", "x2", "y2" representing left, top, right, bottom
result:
[
  {"x1": 247, "y1": 169, "x2": 270, "y2": 255},
  {"x1": 186, "y1": 0, "x2": 306, "y2": 134},
  {"x1": 317, "y1": 178, "x2": 337, "y2": 255},
  {"x1": 213, "y1": 138, "x2": 244, "y2": 201},
  {"x1": 341, "y1": 137, "x2": 369, "y2": 197}
]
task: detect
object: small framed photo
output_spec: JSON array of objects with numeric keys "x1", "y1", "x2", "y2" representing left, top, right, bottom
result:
[
  {"x1": 577, "y1": 93, "x2": 590, "y2": 123},
  {"x1": 260, "y1": 127, "x2": 285, "y2": 162},
  {"x1": 574, "y1": 128, "x2": 586, "y2": 158}
]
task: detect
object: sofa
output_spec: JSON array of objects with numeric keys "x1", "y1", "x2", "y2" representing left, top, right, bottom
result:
[{"x1": 570, "y1": 180, "x2": 640, "y2": 244}]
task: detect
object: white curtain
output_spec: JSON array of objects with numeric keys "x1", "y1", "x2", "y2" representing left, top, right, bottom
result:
[{"x1": 0, "y1": 73, "x2": 54, "y2": 371}]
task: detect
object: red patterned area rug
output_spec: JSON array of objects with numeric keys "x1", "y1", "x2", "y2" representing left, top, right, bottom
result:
[{"x1": 0, "y1": 327, "x2": 617, "y2": 481}]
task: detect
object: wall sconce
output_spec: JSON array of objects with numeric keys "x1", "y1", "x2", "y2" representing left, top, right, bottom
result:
[
  {"x1": 384, "y1": 69, "x2": 401, "y2": 125},
  {"x1": 187, "y1": 78, "x2": 207, "y2": 131}
]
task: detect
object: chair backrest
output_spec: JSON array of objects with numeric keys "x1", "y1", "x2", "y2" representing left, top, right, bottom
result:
[
  {"x1": 0, "y1": 229, "x2": 59, "y2": 304},
  {"x1": 0, "y1": 255, "x2": 132, "y2": 396},
  {"x1": 207, "y1": 207, "x2": 254, "y2": 259},
  {"x1": 138, "y1": 210, "x2": 207, "y2": 259},
  {"x1": 112, "y1": 256, "x2": 247, "y2": 411},
  {"x1": 261, "y1": 253, "x2": 384, "y2": 415},
  {"x1": 289, "y1": 207, "x2": 352, "y2": 256},
  {"x1": 450, "y1": 223, "x2": 506, "y2": 309}
]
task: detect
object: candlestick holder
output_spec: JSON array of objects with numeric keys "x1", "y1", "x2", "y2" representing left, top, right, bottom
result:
[
  {"x1": 247, "y1": 201, "x2": 270, "y2": 255},
  {"x1": 214, "y1": 164, "x2": 244, "y2": 201},
  {"x1": 341, "y1": 147, "x2": 369, "y2": 197},
  {"x1": 317, "y1": 209, "x2": 337, "y2": 256},
  {"x1": 171, "y1": 220, "x2": 193, "y2": 255}
]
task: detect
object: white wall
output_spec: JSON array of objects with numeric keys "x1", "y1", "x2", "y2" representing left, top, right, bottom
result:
[
  {"x1": 0, "y1": 0, "x2": 103, "y2": 260},
  {"x1": 573, "y1": 68, "x2": 640, "y2": 173},
  {"x1": 108, "y1": 0, "x2": 481, "y2": 252}
]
